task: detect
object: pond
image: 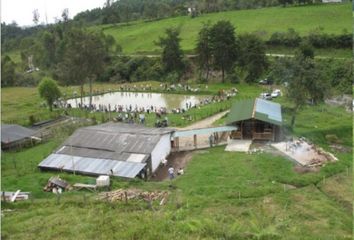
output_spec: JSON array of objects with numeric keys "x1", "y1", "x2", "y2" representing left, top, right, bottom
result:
[{"x1": 66, "y1": 91, "x2": 208, "y2": 111}]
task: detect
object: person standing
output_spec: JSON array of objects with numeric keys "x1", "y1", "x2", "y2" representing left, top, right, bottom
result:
[
  {"x1": 209, "y1": 134, "x2": 213, "y2": 147},
  {"x1": 168, "y1": 166, "x2": 175, "y2": 180}
]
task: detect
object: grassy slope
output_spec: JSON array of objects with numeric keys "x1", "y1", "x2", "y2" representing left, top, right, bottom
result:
[
  {"x1": 1, "y1": 86, "x2": 352, "y2": 239},
  {"x1": 1, "y1": 146, "x2": 352, "y2": 239},
  {"x1": 99, "y1": 3, "x2": 351, "y2": 54}
]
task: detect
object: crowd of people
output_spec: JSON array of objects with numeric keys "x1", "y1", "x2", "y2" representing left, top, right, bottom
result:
[{"x1": 54, "y1": 86, "x2": 239, "y2": 127}]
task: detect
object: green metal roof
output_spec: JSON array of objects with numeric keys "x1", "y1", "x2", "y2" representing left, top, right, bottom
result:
[
  {"x1": 226, "y1": 99, "x2": 254, "y2": 124},
  {"x1": 227, "y1": 98, "x2": 282, "y2": 126}
]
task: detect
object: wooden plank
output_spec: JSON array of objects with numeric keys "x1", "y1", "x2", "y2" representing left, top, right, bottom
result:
[{"x1": 11, "y1": 190, "x2": 21, "y2": 202}]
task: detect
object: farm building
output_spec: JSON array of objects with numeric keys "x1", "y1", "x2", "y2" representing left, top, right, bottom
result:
[
  {"x1": 38, "y1": 123, "x2": 174, "y2": 179},
  {"x1": 1, "y1": 124, "x2": 39, "y2": 150},
  {"x1": 227, "y1": 98, "x2": 282, "y2": 142}
]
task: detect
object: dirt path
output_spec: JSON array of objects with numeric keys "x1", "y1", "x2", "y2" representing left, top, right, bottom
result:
[
  {"x1": 178, "y1": 110, "x2": 229, "y2": 130},
  {"x1": 151, "y1": 151, "x2": 194, "y2": 181}
]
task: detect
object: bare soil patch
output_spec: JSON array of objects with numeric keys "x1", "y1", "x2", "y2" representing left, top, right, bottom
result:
[{"x1": 151, "y1": 151, "x2": 194, "y2": 181}]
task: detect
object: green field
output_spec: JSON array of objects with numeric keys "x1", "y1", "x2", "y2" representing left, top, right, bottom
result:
[
  {"x1": 1, "y1": 139, "x2": 352, "y2": 239},
  {"x1": 1, "y1": 80, "x2": 352, "y2": 239},
  {"x1": 98, "y1": 3, "x2": 351, "y2": 54}
]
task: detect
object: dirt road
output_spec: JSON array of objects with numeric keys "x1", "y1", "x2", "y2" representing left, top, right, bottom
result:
[{"x1": 178, "y1": 110, "x2": 229, "y2": 130}]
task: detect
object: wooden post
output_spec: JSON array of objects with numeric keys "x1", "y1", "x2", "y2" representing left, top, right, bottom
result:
[
  {"x1": 2, "y1": 191, "x2": 6, "y2": 202},
  {"x1": 193, "y1": 134, "x2": 197, "y2": 148},
  {"x1": 273, "y1": 127, "x2": 275, "y2": 142},
  {"x1": 124, "y1": 191, "x2": 128, "y2": 204}
]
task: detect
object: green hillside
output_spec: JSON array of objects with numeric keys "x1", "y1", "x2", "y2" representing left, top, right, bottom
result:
[{"x1": 99, "y1": 3, "x2": 351, "y2": 54}]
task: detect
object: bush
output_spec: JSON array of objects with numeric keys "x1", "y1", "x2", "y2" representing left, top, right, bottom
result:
[
  {"x1": 28, "y1": 115, "x2": 36, "y2": 126},
  {"x1": 267, "y1": 28, "x2": 301, "y2": 47},
  {"x1": 267, "y1": 29, "x2": 352, "y2": 49}
]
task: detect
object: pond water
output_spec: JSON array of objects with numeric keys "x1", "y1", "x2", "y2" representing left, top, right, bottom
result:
[{"x1": 66, "y1": 91, "x2": 208, "y2": 111}]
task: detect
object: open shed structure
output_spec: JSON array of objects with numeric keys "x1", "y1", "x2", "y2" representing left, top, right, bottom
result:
[
  {"x1": 1, "y1": 124, "x2": 39, "y2": 150},
  {"x1": 227, "y1": 98, "x2": 282, "y2": 141},
  {"x1": 38, "y1": 123, "x2": 173, "y2": 179}
]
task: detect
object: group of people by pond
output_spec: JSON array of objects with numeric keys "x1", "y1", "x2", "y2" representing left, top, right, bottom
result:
[{"x1": 55, "y1": 87, "x2": 238, "y2": 127}]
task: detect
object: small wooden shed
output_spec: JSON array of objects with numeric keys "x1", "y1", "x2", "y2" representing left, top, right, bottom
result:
[{"x1": 227, "y1": 98, "x2": 282, "y2": 142}]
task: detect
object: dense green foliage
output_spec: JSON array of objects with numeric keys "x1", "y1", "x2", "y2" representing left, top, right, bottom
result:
[
  {"x1": 209, "y1": 21, "x2": 238, "y2": 82},
  {"x1": 238, "y1": 34, "x2": 268, "y2": 83},
  {"x1": 267, "y1": 28, "x2": 352, "y2": 49},
  {"x1": 156, "y1": 28, "x2": 185, "y2": 78},
  {"x1": 195, "y1": 23, "x2": 212, "y2": 82},
  {"x1": 38, "y1": 77, "x2": 61, "y2": 111},
  {"x1": 1, "y1": 55, "x2": 16, "y2": 87}
]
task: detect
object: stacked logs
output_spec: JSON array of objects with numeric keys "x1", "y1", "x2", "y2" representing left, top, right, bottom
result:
[{"x1": 98, "y1": 189, "x2": 168, "y2": 205}]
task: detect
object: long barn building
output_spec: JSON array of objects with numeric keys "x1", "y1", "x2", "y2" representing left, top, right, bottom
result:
[{"x1": 38, "y1": 123, "x2": 173, "y2": 179}]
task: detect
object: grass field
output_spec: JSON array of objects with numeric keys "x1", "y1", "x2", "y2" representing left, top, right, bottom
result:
[
  {"x1": 1, "y1": 144, "x2": 352, "y2": 239},
  {"x1": 98, "y1": 3, "x2": 352, "y2": 54},
  {"x1": 1, "y1": 80, "x2": 352, "y2": 239}
]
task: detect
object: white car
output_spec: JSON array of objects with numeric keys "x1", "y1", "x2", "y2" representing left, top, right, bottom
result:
[{"x1": 271, "y1": 89, "x2": 282, "y2": 98}]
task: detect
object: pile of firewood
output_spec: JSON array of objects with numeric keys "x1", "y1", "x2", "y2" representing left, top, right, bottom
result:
[
  {"x1": 98, "y1": 189, "x2": 168, "y2": 205},
  {"x1": 43, "y1": 176, "x2": 71, "y2": 192}
]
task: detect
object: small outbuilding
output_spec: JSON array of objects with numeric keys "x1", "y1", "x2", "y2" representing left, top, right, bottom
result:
[
  {"x1": 1, "y1": 124, "x2": 39, "y2": 150},
  {"x1": 227, "y1": 98, "x2": 282, "y2": 141},
  {"x1": 38, "y1": 123, "x2": 174, "y2": 179}
]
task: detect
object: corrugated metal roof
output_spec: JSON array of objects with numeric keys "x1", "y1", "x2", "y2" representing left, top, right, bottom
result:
[
  {"x1": 227, "y1": 98, "x2": 282, "y2": 125},
  {"x1": 38, "y1": 154, "x2": 146, "y2": 178},
  {"x1": 58, "y1": 122, "x2": 172, "y2": 161},
  {"x1": 254, "y1": 98, "x2": 282, "y2": 125},
  {"x1": 85, "y1": 122, "x2": 174, "y2": 135},
  {"x1": 226, "y1": 99, "x2": 254, "y2": 124},
  {"x1": 173, "y1": 126, "x2": 238, "y2": 138},
  {"x1": 1, "y1": 124, "x2": 37, "y2": 143}
]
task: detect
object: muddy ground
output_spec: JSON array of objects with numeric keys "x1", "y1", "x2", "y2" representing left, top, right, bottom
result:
[{"x1": 151, "y1": 151, "x2": 195, "y2": 181}]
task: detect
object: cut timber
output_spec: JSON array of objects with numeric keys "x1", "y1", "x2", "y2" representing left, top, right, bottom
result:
[
  {"x1": 73, "y1": 183, "x2": 97, "y2": 192},
  {"x1": 11, "y1": 190, "x2": 21, "y2": 202}
]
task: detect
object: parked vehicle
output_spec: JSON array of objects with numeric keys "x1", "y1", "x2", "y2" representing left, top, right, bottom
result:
[
  {"x1": 271, "y1": 89, "x2": 282, "y2": 98},
  {"x1": 260, "y1": 93, "x2": 272, "y2": 100},
  {"x1": 259, "y1": 78, "x2": 273, "y2": 85}
]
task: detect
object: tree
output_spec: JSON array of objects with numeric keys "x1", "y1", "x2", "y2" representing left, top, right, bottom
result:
[
  {"x1": 298, "y1": 41, "x2": 314, "y2": 59},
  {"x1": 1, "y1": 55, "x2": 16, "y2": 87},
  {"x1": 196, "y1": 22, "x2": 212, "y2": 82},
  {"x1": 41, "y1": 31, "x2": 56, "y2": 67},
  {"x1": 210, "y1": 20, "x2": 238, "y2": 83},
  {"x1": 156, "y1": 27, "x2": 185, "y2": 79},
  {"x1": 38, "y1": 77, "x2": 61, "y2": 111},
  {"x1": 33, "y1": 9, "x2": 40, "y2": 25},
  {"x1": 56, "y1": 28, "x2": 108, "y2": 106},
  {"x1": 62, "y1": 8, "x2": 69, "y2": 22},
  {"x1": 286, "y1": 57, "x2": 313, "y2": 128},
  {"x1": 286, "y1": 44, "x2": 329, "y2": 128},
  {"x1": 238, "y1": 34, "x2": 268, "y2": 83}
]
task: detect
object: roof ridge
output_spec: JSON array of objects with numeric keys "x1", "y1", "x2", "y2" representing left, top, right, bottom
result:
[{"x1": 252, "y1": 98, "x2": 258, "y2": 119}]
